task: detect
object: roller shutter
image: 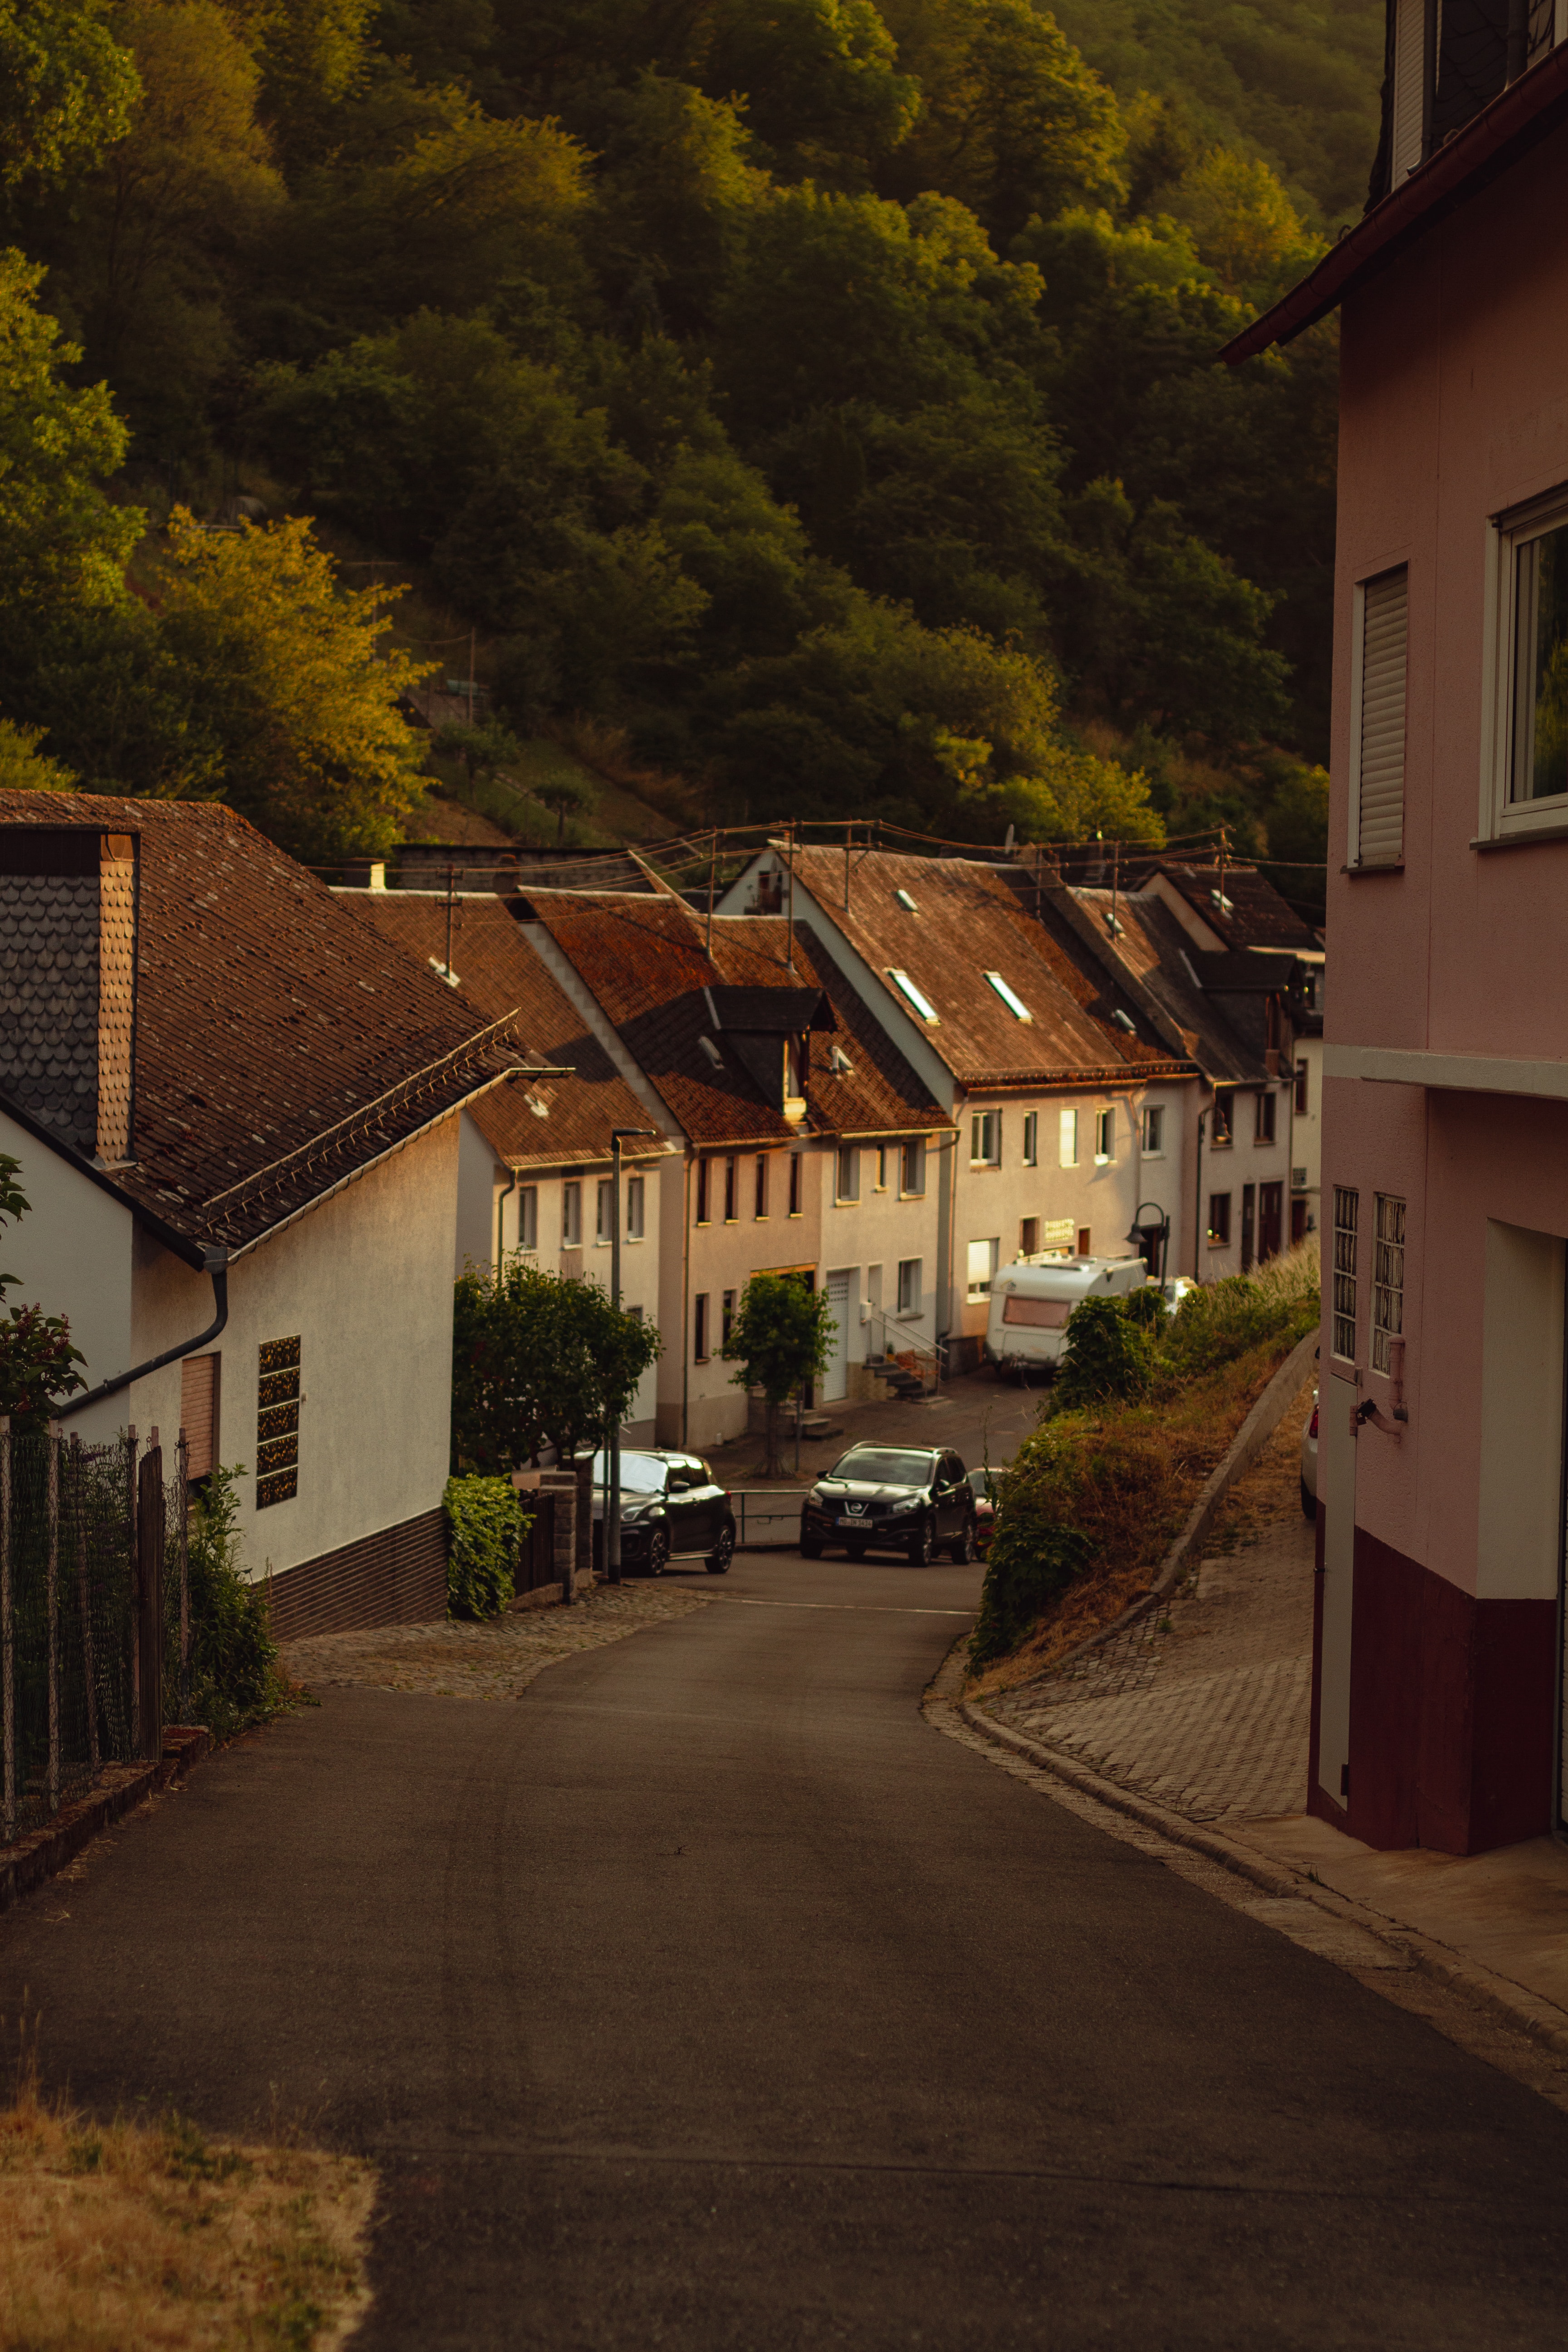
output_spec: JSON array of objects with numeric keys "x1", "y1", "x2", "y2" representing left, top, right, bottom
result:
[{"x1": 1356, "y1": 568, "x2": 1408, "y2": 865}]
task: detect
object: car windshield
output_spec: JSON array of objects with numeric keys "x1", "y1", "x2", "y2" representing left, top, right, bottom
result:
[
  {"x1": 590, "y1": 1451, "x2": 667, "y2": 1494},
  {"x1": 829, "y1": 1448, "x2": 936, "y2": 1487}
]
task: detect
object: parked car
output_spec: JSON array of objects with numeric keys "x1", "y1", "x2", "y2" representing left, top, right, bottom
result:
[
  {"x1": 985, "y1": 1254, "x2": 1150, "y2": 1377},
  {"x1": 1300, "y1": 1393, "x2": 1318, "y2": 1519},
  {"x1": 800, "y1": 1443, "x2": 977, "y2": 1564},
  {"x1": 589, "y1": 1449, "x2": 735, "y2": 1574},
  {"x1": 966, "y1": 1464, "x2": 997, "y2": 1556}
]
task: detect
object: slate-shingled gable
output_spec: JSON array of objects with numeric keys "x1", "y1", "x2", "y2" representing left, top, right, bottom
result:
[{"x1": 0, "y1": 794, "x2": 520, "y2": 1253}]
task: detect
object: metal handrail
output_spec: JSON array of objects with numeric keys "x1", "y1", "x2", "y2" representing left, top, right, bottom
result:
[{"x1": 861, "y1": 1306, "x2": 945, "y2": 1392}]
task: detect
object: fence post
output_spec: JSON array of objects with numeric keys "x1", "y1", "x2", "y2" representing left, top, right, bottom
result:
[
  {"x1": 177, "y1": 1426, "x2": 190, "y2": 1723},
  {"x1": 72, "y1": 1436, "x2": 99, "y2": 1780},
  {"x1": 137, "y1": 1429, "x2": 165, "y2": 1762},
  {"x1": 46, "y1": 1421, "x2": 59, "y2": 1816},
  {"x1": 1, "y1": 1416, "x2": 11, "y2": 1845},
  {"x1": 127, "y1": 1425, "x2": 140, "y2": 1761}
]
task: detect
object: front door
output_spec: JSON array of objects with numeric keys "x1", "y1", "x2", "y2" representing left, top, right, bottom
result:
[
  {"x1": 1259, "y1": 1181, "x2": 1283, "y2": 1263},
  {"x1": 1240, "y1": 1183, "x2": 1256, "y2": 1272},
  {"x1": 823, "y1": 1270, "x2": 853, "y2": 1402}
]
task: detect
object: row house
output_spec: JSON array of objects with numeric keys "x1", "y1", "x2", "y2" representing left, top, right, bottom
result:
[
  {"x1": 1225, "y1": 4, "x2": 1568, "y2": 1852},
  {"x1": 1055, "y1": 864, "x2": 1316, "y2": 1274},
  {"x1": 718, "y1": 848, "x2": 1199, "y2": 1367},
  {"x1": 337, "y1": 885, "x2": 670, "y2": 1441},
  {"x1": 513, "y1": 886, "x2": 952, "y2": 1447},
  {"x1": 0, "y1": 795, "x2": 522, "y2": 1639}
]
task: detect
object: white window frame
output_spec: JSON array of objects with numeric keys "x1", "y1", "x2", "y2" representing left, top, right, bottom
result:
[
  {"x1": 1142, "y1": 1104, "x2": 1164, "y2": 1157},
  {"x1": 1372, "y1": 1193, "x2": 1405, "y2": 1375},
  {"x1": 595, "y1": 1176, "x2": 614, "y2": 1243},
  {"x1": 1022, "y1": 1111, "x2": 1038, "y2": 1167},
  {"x1": 1333, "y1": 1186, "x2": 1359, "y2": 1363},
  {"x1": 970, "y1": 1109, "x2": 1001, "y2": 1167},
  {"x1": 835, "y1": 1144, "x2": 860, "y2": 1203},
  {"x1": 626, "y1": 1175, "x2": 645, "y2": 1241},
  {"x1": 966, "y1": 1238, "x2": 1000, "y2": 1297},
  {"x1": 518, "y1": 1185, "x2": 539, "y2": 1251},
  {"x1": 887, "y1": 967, "x2": 939, "y2": 1023},
  {"x1": 1058, "y1": 1108, "x2": 1078, "y2": 1168},
  {"x1": 562, "y1": 1180, "x2": 582, "y2": 1248},
  {"x1": 1094, "y1": 1109, "x2": 1114, "y2": 1164},
  {"x1": 1482, "y1": 486, "x2": 1568, "y2": 840},
  {"x1": 983, "y1": 970, "x2": 1033, "y2": 1022},
  {"x1": 1348, "y1": 564, "x2": 1408, "y2": 868},
  {"x1": 900, "y1": 1139, "x2": 926, "y2": 1197},
  {"x1": 896, "y1": 1257, "x2": 922, "y2": 1316}
]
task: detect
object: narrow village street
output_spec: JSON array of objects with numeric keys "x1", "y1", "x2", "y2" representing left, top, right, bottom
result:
[{"x1": 8, "y1": 1542, "x2": 1568, "y2": 2348}]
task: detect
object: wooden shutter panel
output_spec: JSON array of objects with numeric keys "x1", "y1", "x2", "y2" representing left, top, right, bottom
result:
[
  {"x1": 181, "y1": 1351, "x2": 219, "y2": 1480},
  {"x1": 1357, "y1": 569, "x2": 1407, "y2": 865}
]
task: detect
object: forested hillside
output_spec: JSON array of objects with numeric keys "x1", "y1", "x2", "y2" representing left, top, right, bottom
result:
[{"x1": 0, "y1": 0, "x2": 1383, "y2": 881}]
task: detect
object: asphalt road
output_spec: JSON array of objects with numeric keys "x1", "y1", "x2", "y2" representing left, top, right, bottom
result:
[{"x1": 9, "y1": 1551, "x2": 1568, "y2": 2349}]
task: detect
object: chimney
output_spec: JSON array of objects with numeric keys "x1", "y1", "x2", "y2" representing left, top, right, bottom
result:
[{"x1": 0, "y1": 826, "x2": 138, "y2": 1164}]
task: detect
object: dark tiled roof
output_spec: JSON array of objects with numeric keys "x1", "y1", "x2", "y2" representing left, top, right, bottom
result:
[
  {"x1": 342, "y1": 891, "x2": 666, "y2": 1170},
  {"x1": 0, "y1": 795, "x2": 519, "y2": 1254},
  {"x1": 787, "y1": 849, "x2": 1195, "y2": 1092},
  {"x1": 522, "y1": 892, "x2": 947, "y2": 1146},
  {"x1": 1065, "y1": 889, "x2": 1271, "y2": 1087},
  {"x1": 1144, "y1": 862, "x2": 1320, "y2": 955}
]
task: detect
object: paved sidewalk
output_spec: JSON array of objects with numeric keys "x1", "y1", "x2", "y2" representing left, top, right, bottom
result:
[{"x1": 988, "y1": 1513, "x2": 1314, "y2": 1822}]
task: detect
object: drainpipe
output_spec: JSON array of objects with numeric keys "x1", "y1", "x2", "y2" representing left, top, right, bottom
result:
[
  {"x1": 56, "y1": 1247, "x2": 229, "y2": 1419},
  {"x1": 496, "y1": 1165, "x2": 518, "y2": 1273},
  {"x1": 1192, "y1": 1105, "x2": 1207, "y2": 1283},
  {"x1": 680, "y1": 1147, "x2": 693, "y2": 1449}
]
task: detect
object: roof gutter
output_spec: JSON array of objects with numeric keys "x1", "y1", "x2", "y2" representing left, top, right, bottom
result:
[
  {"x1": 56, "y1": 1247, "x2": 228, "y2": 1420},
  {"x1": 1222, "y1": 41, "x2": 1568, "y2": 361}
]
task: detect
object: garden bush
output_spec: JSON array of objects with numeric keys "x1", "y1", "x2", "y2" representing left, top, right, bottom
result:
[
  {"x1": 178, "y1": 1465, "x2": 293, "y2": 1739},
  {"x1": 444, "y1": 1475, "x2": 531, "y2": 1619},
  {"x1": 1054, "y1": 1294, "x2": 1156, "y2": 1410}
]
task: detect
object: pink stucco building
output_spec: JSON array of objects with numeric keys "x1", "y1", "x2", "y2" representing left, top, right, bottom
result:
[{"x1": 1228, "y1": 8, "x2": 1568, "y2": 1854}]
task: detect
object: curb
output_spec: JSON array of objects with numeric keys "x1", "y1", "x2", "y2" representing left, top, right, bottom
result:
[
  {"x1": 0, "y1": 1726, "x2": 212, "y2": 1917},
  {"x1": 952, "y1": 1681, "x2": 1568, "y2": 2062}
]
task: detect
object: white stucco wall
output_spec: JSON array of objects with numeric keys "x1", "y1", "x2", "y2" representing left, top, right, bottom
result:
[
  {"x1": 456, "y1": 1109, "x2": 500, "y2": 1275},
  {"x1": 116, "y1": 1118, "x2": 461, "y2": 1582},
  {"x1": 0, "y1": 1107, "x2": 135, "y2": 1393},
  {"x1": 812, "y1": 1141, "x2": 945, "y2": 1389}
]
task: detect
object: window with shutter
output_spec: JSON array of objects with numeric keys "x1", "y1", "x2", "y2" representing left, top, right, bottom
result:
[
  {"x1": 1353, "y1": 568, "x2": 1408, "y2": 866},
  {"x1": 181, "y1": 1352, "x2": 219, "y2": 1482}
]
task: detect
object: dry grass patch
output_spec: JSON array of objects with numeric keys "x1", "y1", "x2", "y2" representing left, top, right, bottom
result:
[{"x1": 0, "y1": 2070, "x2": 373, "y2": 2351}]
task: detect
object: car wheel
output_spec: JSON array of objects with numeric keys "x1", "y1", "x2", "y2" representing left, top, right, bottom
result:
[
  {"x1": 646, "y1": 1528, "x2": 669, "y2": 1578},
  {"x1": 707, "y1": 1524, "x2": 735, "y2": 1574},
  {"x1": 907, "y1": 1513, "x2": 936, "y2": 1567},
  {"x1": 799, "y1": 1531, "x2": 823, "y2": 1559},
  {"x1": 1300, "y1": 1475, "x2": 1316, "y2": 1522},
  {"x1": 949, "y1": 1516, "x2": 978, "y2": 1566}
]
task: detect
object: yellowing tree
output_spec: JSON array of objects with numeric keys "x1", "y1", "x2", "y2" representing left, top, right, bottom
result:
[{"x1": 154, "y1": 509, "x2": 433, "y2": 861}]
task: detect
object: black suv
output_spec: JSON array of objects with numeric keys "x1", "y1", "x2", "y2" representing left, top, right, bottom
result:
[
  {"x1": 799, "y1": 1445, "x2": 977, "y2": 1565},
  {"x1": 590, "y1": 1450, "x2": 735, "y2": 1575}
]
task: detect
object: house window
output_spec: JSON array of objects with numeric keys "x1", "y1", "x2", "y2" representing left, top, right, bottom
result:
[
  {"x1": 836, "y1": 1144, "x2": 860, "y2": 1202},
  {"x1": 897, "y1": 1258, "x2": 922, "y2": 1315},
  {"x1": 1058, "y1": 1108, "x2": 1078, "y2": 1168},
  {"x1": 623, "y1": 1176, "x2": 644, "y2": 1241},
  {"x1": 1350, "y1": 567, "x2": 1407, "y2": 866},
  {"x1": 256, "y1": 1336, "x2": 300, "y2": 1509},
  {"x1": 1020, "y1": 1217, "x2": 1039, "y2": 1256},
  {"x1": 694, "y1": 1293, "x2": 710, "y2": 1361},
  {"x1": 519, "y1": 1185, "x2": 538, "y2": 1250},
  {"x1": 1207, "y1": 1194, "x2": 1231, "y2": 1248},
  {"x1": 789, "y1": 1152, "x2": 802, "y2": 1215},
  {"x1": 1022, "y1": 1112, "x2": 1038, "y2": 1167},
  {"x1": 966, "y1": 1238, "x2": 1000, "y2": 1297},
  {"x1": 723, "y1": 1154, "x2": 738, "y2": 1220},
  {"x1": 696, "y1": 1157, "x2": 711, "y2": 1224},
  {"x1": 1211, "y1": 1093, "x2": 1234, "y2": 1148},
  {"x1": 875, "y1": 1146, "x2": 888, "y2": 1191},
  {"x1": 1142, "y1": 1105, "x2": 1164, "y2": 1156},
  {"x1": 971, "y1": 1110, "x2": 1001, "y2": 1167},
  {"x1": 1333, "y1": 1186, "x2": 1359, "y2": 1361},
  {"x1": 562, "y1": 1181, "x2": 582, "y2": 1246},
  {"x1": 1255, "y1": 1091, "x2": 1277, "y2": 1145},
  {"x1": 181, "y1": 1352, "x2": 220, "y2": 1483},
  {"x1": 1373, "y1": 1194, "x2": 1405, "y2": 1374},
  {"x1": 900, "y1": 1139, "x2": 926, "y2": 1195},
  {"x1": 721, "y1": 1288, "x2": 737, "y2": 1348},
  {"x1": 596, "y1": 1177, "x2": 613, "y2": 1242},
  {"x1": 1094, "y1": 1110, "x2": 1114, "y2": 1163},
  {"x1": 1294, "y1": 1059, "x2": 1309, "y2": 1116},
  {"x1": 754, "y1": 1154, "x2": 769, "y2": 1219},
  {"x1": 1076, "y1": 1227, "x2": 1091, "y2": 1257}
]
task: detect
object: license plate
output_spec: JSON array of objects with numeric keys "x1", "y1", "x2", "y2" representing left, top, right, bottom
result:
[{"x1": 837, "y1": 1516, "x2": 866, "y2": 1530}]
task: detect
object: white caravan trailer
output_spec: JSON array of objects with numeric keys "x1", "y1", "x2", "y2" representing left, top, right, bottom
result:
[{"x1": 985, "y1": 1255, "x2": 1150, "y2": 1377}]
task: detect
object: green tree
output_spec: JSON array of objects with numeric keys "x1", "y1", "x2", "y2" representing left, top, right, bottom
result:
[
  {"x1": 0, "y1": 1154, "x2": 86, "y2": 1429},
  {"x1": 1054, "y1": 1293, "x2": 1153, "y2": 1411},
  {"x1": 721, "y1": 1271, "x2": 835, "y2": 1478},
  {"x1": 0, "y1": 0, "x2": 137, "y2": 190},
  {"x1": 0, "y1": 715, "x2": 75, "y2": 789}
]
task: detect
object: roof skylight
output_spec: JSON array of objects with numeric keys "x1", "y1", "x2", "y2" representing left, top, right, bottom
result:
[
  {"x1": 894, "y1": 888, "x2": 920, "y2": 913},
  {"x1": 699, "y1": 1034, "x2": 724, "y2": 1068},
  {"x1": 983, "y1": 970, "x2": 1033, "y2": 1022},
  {"x1": 887, "y1": 968, "x2": 939, "y2": 1024}
]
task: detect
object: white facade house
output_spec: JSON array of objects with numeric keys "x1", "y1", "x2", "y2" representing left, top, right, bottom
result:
[{"x1": 0, "y1": 797, "x2": 524, "y2": 1639}]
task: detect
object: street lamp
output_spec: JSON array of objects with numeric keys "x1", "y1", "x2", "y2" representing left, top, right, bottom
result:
[
  {"x1": 608, "y1": 1127, "x2": 657, "y2": 1585},
  {"x1": 1126, "y1": 1199, "x2": 1171, "y2": 1283}
]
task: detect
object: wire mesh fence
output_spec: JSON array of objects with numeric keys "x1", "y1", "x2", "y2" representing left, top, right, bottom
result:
[{"x1": 1, "y1": 1420, "x2": 188, "y2": 1849}]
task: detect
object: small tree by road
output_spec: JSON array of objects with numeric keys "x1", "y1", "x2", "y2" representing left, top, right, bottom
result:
[
  {"x1": 720, "y1": 1273, "x2": 835, "y2": 1479},
  {"x1": 0, "y1": 1152, "x2": 84, "y2": 1429}
]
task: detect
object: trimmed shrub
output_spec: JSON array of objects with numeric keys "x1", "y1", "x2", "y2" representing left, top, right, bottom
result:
[
  {"x1": 179, "y1": 1464, "x2": 292, "y2": 1739},
  {"x1": 1054, "y1": 1293, "x2": 1155, "y2": 1410},
  {"x1": 445, "y1": 1475, "x2": 530, "y2": 1619}
]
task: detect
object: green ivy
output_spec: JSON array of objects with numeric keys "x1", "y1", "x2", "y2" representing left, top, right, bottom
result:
[{"x1": 444, "y1": 1475, "x2": 532, "y2": 1620}]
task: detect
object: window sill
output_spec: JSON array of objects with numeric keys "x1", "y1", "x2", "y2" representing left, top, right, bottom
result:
[
  {"x1": 1342, "y1": 860, "x2": 1404, "y2": 875},
  {"x1": 1471, "y1": 823, "x2": 1568, "y2": 852}
]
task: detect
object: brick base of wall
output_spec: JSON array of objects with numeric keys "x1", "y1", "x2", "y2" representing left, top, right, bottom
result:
[{"x1": 264, "y1": 1507, "x2": 448, "y2": 1642}]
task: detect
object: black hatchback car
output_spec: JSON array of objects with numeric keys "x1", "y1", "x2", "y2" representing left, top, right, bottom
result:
[
  {"x1": 590, "y1": 1449, "x2": 735, "y2": 1575},
  {"x1": 799, "y1": 1444, "x2": 977, "y2": 1565}
]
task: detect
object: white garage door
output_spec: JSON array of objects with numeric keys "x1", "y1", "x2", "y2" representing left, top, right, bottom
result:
[{"x1": 823, "y1": 1269, "x2": 853, "y2": 1402}]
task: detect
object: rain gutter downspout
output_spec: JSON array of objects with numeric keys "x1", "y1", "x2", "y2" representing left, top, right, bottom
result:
[
  {"x1": 496, "y1": 1166, "x2": 518, "y2": 1272},
  {"x1": 56, "y1": 1246, "x2": 230, "y2": 1419}
]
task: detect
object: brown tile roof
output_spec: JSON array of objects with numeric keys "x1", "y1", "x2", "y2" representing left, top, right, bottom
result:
[
  {"x1": 785, "y1": 849, "x2": 1196, "y2": 1092},
  {"x1": 1143, "y1": 861, "x2": 1320, "y2": 955},
  {"x1": 521, "y1": 892, "x2": 947, "y2": 1147},
  {"x1": 0, "y1": 795, "x2": 520, "y2": 1256},
  {"x1": 341, "y1": 890, "x2": 666, "y2": 1170}
]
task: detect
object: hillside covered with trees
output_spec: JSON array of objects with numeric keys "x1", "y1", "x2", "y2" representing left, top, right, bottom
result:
[{"x1": 0, "y1": 0, "x2": 1382, "y2": 889}]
